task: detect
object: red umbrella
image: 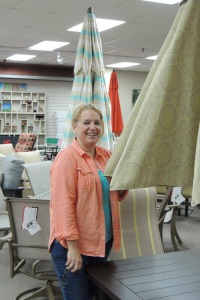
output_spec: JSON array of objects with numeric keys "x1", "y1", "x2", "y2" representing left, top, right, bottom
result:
[{"x1": 109, "y1": 70, "x2": 123, "y2": 137}]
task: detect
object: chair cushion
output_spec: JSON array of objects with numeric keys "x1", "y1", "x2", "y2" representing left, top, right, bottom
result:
[
  {"x1": 0, "y1": 144, "x2": 15, "y2": 155},
  {"x1": 23, "y1": 161, "x2": 52, "y2": 195},
  {"x1": 109, "y1": 187, "x2": 164, "y2": 260},
  {"x1": 14, "y1": 133, "x2": 36, "y2": 152},
  {"x1": 0, "y1": 154, "x2": 5, "y2": 169},
  {"x1": 15, "y1": 151, "x2": 41, "y2": 180},
  {"x1": 1, "y1": 155, "x2": 24, "y2": 189}
]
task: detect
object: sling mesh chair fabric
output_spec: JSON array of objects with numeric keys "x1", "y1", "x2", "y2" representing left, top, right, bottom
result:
[
  {"x1": 6, "y1": 197, "x2": 61, "y2": 300},
  {"x1": 109, "y1": 187, "x2": 164, "y2": 260},
  {"x1": 22, "y1": 161, "x2": 52, "y2": 198}
]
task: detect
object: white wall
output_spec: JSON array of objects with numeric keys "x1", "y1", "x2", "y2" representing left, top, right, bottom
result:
[
  {"x1": 105, "y1": 69, "x2": 148, "y2": 126},
  {"x1": 0, "y1": 70, "x2": 148, "y2": 138}
]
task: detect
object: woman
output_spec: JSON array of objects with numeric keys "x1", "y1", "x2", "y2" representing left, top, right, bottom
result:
[{"x1": 49, "y1": 104, "x2": 127, "y2": 299}]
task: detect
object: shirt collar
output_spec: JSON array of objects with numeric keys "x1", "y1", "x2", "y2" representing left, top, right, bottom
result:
[{"x1": 72, "y1": 138, "x2": 102, "y2": 158}]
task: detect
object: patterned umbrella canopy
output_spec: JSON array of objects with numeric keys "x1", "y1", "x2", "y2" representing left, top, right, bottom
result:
[
  {"x1": 61, "y1": 7, "x2": 113, "y2": 151},
  {"x1": 104, "y1": 0, "x2": 200, "y2": 206},
  {"x1": 109, "y1": 70, "x2": 123, "y2": 136}
]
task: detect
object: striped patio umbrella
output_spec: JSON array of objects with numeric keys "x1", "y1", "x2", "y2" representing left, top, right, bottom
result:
[
  {"x1": 61, "y1": 7, "x2": 113, "y2": 151},
  {"x1": 109, "y1": 70, "x2": 123, "y2": 137},
  {"x1": 105, "y1": 0, "x2": 200, "y2": 206}
]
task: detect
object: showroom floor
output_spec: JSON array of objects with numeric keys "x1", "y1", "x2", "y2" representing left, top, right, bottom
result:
[{"x1": 0, "y1": 206, "x2": 199, "y2": 300}]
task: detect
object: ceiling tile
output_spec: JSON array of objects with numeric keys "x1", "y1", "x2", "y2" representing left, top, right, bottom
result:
[{"x1": 0, "y1": 0, "x2": 182, "y2": 72}]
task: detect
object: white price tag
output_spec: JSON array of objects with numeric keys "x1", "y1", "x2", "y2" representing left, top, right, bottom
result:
[{"x1": 21, "y1": 206, "x2": 41, "y2": 236}]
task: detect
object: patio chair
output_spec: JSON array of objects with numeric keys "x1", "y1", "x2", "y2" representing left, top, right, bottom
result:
[
  {"x1": 43, "y1": 138, "x2": 59, "y2": 160},
  {"x1": 0, "y1": 172, "x2": 11, "y2": 249},
  {"x1": 181, "y1": 187, "x2": 192, "y2": 216},
  {"x1": 36, "y1": 138, "x2": 59, "y2": 161},
  {"x1": 6, "y1": 197, "x2": 61, "y2": 299},
  {"x1": 22, "y1": 161, "x2": 52, "y2": 197},
  {"x1": 109, "y1": 187, "x2": 164, "y2": 260},
  {"x1": 157, "y1": 186, "x2": 182, "y2": 251}
]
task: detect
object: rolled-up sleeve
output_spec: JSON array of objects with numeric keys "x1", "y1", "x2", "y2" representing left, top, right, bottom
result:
[{"x1": 50, "y1": 150, "x2": 79, "y2": 242}]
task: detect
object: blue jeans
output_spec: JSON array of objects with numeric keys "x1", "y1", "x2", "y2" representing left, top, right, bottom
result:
[{"x1": 51, "y1": 239, "x2": 113, "y2": 300}]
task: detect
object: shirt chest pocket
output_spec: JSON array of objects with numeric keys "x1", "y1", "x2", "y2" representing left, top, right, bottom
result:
[{"x1": 77, "y1": 169, "x2": 95, "y2": 191}]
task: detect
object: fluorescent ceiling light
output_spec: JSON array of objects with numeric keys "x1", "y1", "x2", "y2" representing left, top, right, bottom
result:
[
  {"x1": 106, "y1": 62, "x2": 140, "y2": 68},
  {"x1": 7, "y1": 54, "x2": 36, "y2": 61},
  {"x1": 29, "y1": 41, "x2": 69, "y2": 51},
  {"x1": 142, "y1": 0, "x2": 180, "y2": 4},
  {"x1": 145, "y1": 55, "x2": 158, "y2": 60},
  {"x1": 68, "y1": 18, "x2": 125, "y2": 33}
]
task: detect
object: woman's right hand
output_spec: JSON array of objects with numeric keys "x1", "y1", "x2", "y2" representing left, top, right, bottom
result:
[{"x1": 66, "y1": 240, "x2": 82, "y2": 272}]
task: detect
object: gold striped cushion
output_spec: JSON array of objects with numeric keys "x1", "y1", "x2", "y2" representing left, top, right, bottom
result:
[{"x1": 109, "y1": 187, "x2": 164, "y2": 260}]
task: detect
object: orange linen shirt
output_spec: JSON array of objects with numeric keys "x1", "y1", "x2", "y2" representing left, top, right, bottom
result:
[{"x1": 49, "y1": 138, "x2": 127, "y2": 257}]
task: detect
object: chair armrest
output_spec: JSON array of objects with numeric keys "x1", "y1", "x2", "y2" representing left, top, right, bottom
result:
[
  {"x1": 0, "y1": 211, "x2": 8, "y2": 215},
  {"x1": 167, "y1": 204, "x2": 181, "y2": 209}
]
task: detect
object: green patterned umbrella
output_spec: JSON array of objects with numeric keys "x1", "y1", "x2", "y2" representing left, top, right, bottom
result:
[
  {"x1": 61, "y1": 7, "x2": 113, "y2": 151},
  {"x1": 105, "y1": 0, "x2": 200, "y2": 206}
]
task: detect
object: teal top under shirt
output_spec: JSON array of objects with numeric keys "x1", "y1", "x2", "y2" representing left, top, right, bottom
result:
[{"x1": 98, "y1": 169, "x2": 113, "y2": 242}]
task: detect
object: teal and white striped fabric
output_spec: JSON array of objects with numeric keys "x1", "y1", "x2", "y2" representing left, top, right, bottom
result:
[{"x1": 61, "y1": 12, "x2": 113, "y2": 151}]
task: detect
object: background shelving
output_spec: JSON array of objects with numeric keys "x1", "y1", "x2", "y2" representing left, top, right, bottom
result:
[{"x1": 0, "y1": 91, "x2": 46, "y2": 145}]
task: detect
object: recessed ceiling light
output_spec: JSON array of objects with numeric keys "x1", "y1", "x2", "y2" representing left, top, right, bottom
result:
[
  {"x1": 145, "y1": 55, "x2": 158, "y2": 60},
  {"x1": 142, "y1": 0, "x2": 180, "y2": 4},
  {"x1": 106, "y1": 62, "x2": 140, "y2": 68},
  {"x1": 67, "y1": 18, "x2": 125, "y2": 33},
  {"x1": 29, "y1": 41, "x2": 70, "y2": 51},
  {"x1": 7, "y1": 54, "x2": 36, "y2": 61}
]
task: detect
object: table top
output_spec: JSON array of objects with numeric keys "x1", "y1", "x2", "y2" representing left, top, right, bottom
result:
[{"x1": 85, "y1": 249, "x2": 200, "y2": 300}]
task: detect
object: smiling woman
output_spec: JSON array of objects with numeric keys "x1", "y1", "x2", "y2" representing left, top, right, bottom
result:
[
  {"x1": 72, "y1": 104, "x2": 104, "y2": 158},
  {"x1": 49, "y1": 103, "x2": 128, "y2": 300}
]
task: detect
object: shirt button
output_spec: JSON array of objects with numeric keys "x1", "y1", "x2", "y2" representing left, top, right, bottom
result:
[
  {"x1": 114, "y1": 232, "x2": 116, "y2": 235},
  {"x1": 113, "y1": 219, "x2": 115, "y2": 221}
]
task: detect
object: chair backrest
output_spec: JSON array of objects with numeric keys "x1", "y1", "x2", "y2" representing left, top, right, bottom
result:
[
  {"x1": 6, "y1": 197, "x2": 51, "y2": 261},
  {"x1": 109, "y1": 187, "x2": 164, "y2": 260},
  {"x1": 23, "y1": 161, "x2": 52, "y2": 195},
  {"x1": 46, "y1": 138, "x2": 59, "y2": 145},
  {"x1": 0, "y1": 143, "x2": 15, "y2": 155},
  {"x1": 157, "y1": 186, "x2": 173, "y2": 222}
]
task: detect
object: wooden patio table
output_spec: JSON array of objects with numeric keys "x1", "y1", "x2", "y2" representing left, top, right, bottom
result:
[{"x1": 85, "y1": 249, "x2": 200, "y2": 300}]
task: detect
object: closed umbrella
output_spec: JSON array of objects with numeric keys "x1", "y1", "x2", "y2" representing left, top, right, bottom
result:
[
  {"x1": 61, "y1": 7, "x2": 113, "y2": 151},
  {"x1": 109, "y1": 70, "x2": 123, "y2": 137},
  {"x1": 105, "y1": 0, "x2": 200, "y2": 206}
]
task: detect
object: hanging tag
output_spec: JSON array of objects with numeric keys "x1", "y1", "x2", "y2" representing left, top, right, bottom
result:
[{"x1": 21, "y1": 206, "x2": 41, "y2": 236}]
